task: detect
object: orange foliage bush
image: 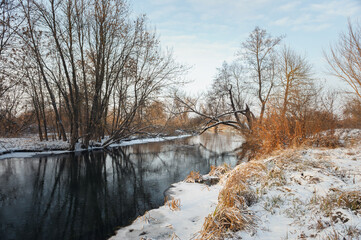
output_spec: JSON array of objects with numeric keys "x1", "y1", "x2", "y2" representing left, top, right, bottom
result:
[{"x1": 247, "y1": 108, "x2": 340, "y2": 157}]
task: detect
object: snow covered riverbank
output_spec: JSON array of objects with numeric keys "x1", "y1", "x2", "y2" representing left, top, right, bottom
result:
[
  {"x1": 0, "y1": 134, "x2": 191, "y2": 160},
  {"x1": 110, "y1": 130, "x2": 361, "y2": 240},
  {"x1": 110, "y1": 182, "x2": 222, "y2": 240},
  {"x1": 233, "y1": 142, "x2": 361, "y2": 239}
]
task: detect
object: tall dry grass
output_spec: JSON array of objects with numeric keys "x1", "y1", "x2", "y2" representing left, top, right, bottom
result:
[
  {"x1": 244, "y1": 108, "x2": 340, "y2": 158},
  {"x1": 197, "y1": 162, "x2": 266, "y2": 239}
]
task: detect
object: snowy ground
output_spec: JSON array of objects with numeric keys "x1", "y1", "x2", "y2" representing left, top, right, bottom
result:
[
  {"x1": 0, "y1": 134, "x2": 191, "y2": 160},
  {"x1": 109, "y1": 130, "x2": 361, "y2": 240},
  {"x1": 234, "y1": 144, "x2": 361, "y2": 239},
  {"x1": 110, "y1": 182, "x2": 222, "y2": 240}
]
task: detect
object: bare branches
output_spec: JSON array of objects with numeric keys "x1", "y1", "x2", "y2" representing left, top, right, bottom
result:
[
  {"x1": 278, "y1": 45, "x2": 314, "y2": 116},
  {"x1": 2, "y1": 0, "x2": 185, "y2": 147},
  {"x1": 174, "y1": 93, "x2": 253, "y2": 135},
  {"x1": 240, "y1": 27, "x2": 283, "y2": 122},
  {"x1": 325, "y1": 20, "x2": 361, "y2": 99}
]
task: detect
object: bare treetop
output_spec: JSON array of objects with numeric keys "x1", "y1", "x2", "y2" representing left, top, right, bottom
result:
[
  {"x1": 325, "y1": 20, "x2": 361, "y2": 99},
  {"x1": 239, "y1": 26, "x2": 283, "y2": 122}
]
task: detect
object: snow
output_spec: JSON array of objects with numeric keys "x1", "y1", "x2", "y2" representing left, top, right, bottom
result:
[
  {"x1": 234, "y1": 144, "x2": 361, "y2": 239},
  {"x1": 2, "y1": 129, "x2": 361, "y2": 239},
  {"x1": 108, "y1": 131, "x2": 361, "y2": 240},
  {"x1": 109, "y1": 182, "x2": 222, "y2": 240},
  {"x1": 0, "y1": 137, "x2": 70, "y2": 159},
  {"x1": 108, "y1": 134, "x2": 192, "y2": 147},
  {"x1": 0, "y1": 134, "x2": 191, "y2": 160}
]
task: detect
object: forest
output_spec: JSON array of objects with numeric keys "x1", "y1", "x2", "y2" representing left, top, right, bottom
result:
[{"x1": 1, "y1": 0, "x2": 361, "y2": 154}]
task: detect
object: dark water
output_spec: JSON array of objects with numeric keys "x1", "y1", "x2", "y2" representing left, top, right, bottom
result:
[{"x1": 0, "y1": 133, "x2": 243, "y2": 240}]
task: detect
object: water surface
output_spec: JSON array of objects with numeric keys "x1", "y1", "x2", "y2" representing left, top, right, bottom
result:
[{"x1": 0, "y1": 133, "x2": 243, "y2": 240}]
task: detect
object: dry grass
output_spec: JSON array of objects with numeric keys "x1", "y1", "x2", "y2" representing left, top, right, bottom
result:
[
  {"x1": 200, "y1": 208, "x2": 256, "y2": 239},
  {"x1": 323, "y1": 225, "x2": 361, "y2": 239},
  {"x1": 209, "y1": 163, "x2": 231, "y2": 177},
  {"x1": 312, "y1": 190, "x2": 361, "y2": 217},
  {"x1": 184, "y1": 171, "x2": 203, "y2": 183},
  {"x1": 242, "y1": 109, "x2": 340, "y2": 160},
  {"x1": 170, "y1": 232, "x2": 181, "y2": 240},
  {"x1": 337, "y1": 191, "x2": 361, "y2": 211},
  {"x1": 304, "y1": 134, "x2": 343, "y2": 148},
  {"x1": 197, "y1": 161, "x2": 266, "y2": 239},
  {"x1": 134, "y1": 211, "x2": 154, "y2": 224},
  {"x1": 164, "y1": 196, "x2": 181, "y2": 211},
  {"x1": 261, "y1": 166, "x2": 287, "y2": 188},
  {"x1": 323, "y1": 229, "x2": 342, "y2": 240}
]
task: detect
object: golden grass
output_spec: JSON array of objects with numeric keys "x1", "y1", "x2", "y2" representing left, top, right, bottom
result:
[
  {"x1": 197, "y1": 161, "x2": 266, "y2": 239},
  {"x1": 164, "y1": 196, "x2": 181, "y2": 211},
  {"x1": 170, "y1": 232, "x2": 181, "y2": 240},
  {"x1": 185, "y1": 171, "x2": 203, "y2": 183},
  {"x1": 303, "y1": 134, "x2": 343, "y2": 148},
  {"x1": 199, "y1": 208, "x2": 256, "y2": 240},
  {"x1": 242, "y1": 109, "x2": 341, "y2": 160},
  {"x1": 209, "y1": 163, "x2": 231, "y2": 177}
]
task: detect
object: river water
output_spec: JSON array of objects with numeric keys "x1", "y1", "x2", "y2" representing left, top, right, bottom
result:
[{"x1": 0, "y1": 132, "x2": 243, "y2": 240}]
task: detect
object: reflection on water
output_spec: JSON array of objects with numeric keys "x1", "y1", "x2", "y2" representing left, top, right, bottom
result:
[{"x1": 0, "y1": 133, "x2": 242, "y2": 240}]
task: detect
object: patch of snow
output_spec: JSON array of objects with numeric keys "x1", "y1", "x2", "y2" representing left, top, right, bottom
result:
[
  {"x1": 108, "y1": 134, "x2": 192, "y2": 148},
  {"x1": 235, "y1": 143, "x2": 361, "y2": 239},
  {"x1": 0, "y1": 134, "x2": 191, "y2": 160},
  {"x1": 110, "y1": 182, "x2": 222, "y2": 240}
]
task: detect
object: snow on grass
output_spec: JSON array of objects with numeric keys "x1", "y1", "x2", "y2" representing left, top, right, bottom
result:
[
  {"x1": 232, "y1": 143, "x2": 361, "y2": 239},
  {"x1": 106, "y1": 131, "x2": 361, "y2": 240},
  {"x1": 0, "y1": 136, "x2": 69, "y2": 153},
  {"x1": 0, "y1": 134, "x2": 191, "y2": 160},
  {"x1": 109, "y1": 182, "x2": 222, "y2": 240}
]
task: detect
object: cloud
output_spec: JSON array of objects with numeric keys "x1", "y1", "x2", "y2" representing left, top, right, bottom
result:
[
  {"x1": 186, "y1": 0, "x2": 273, "y2": 22},
  {"x1": 133, "y1": 0, "x2": 361, "y2": 94},
  {"x1": 277, "y1": 1, "x2": 301, "y2": 12},
  {"x1": 272, "y1": 17, "x2": 290, "y2": 26},
  {"x1": 271, "y1": 0, "x2": 361, "y2": 32},
  {"x1": 158, "y1": 34, "x2": 239, "y2": 93},
  {"x1": 309, "y1": 0, "x2": 361, "y2": 17}
]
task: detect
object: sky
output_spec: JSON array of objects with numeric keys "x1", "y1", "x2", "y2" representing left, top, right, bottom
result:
[{"x1": 131, "y1": 0, "x2": 361, "y2": 95}]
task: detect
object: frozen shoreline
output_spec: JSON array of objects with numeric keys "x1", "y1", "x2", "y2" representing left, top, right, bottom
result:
[
  {"x1": 109, "y1": 182, "x2": 222, "y2": 240},
  {"x1": 110, "y1": 130, "x2": 361, "y2": 240},
  {"x1": 0, "y1": 134, "x2": 192, "y2": 160}
]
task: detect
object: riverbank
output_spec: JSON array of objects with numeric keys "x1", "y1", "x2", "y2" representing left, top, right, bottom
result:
[
  {"x1": 110, "y1": 129, "x2": 361, "y2": 239},
  {"x1": 0, "y1": 134, "x2": 191, "y2": 160}
]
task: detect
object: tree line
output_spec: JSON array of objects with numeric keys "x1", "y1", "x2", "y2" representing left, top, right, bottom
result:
[
  {"x1": 1, "y1": 0, "x2": 360, "y2": 152},
  {"x1": 0, "y1": 0, "x2": 185, "y2": 149},
  {"x1": 176, "y1": 22, "x2": 361, "y2": 156}
]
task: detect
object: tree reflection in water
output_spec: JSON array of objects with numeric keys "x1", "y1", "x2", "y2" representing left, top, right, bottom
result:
[{"x1": 0, "y1": 132, "x2": 241, "y2": 240}]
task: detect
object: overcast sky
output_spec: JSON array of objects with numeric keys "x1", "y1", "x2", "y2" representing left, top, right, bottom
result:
[{"x1": 132, "y1": 0, "x2": 361, "y2": 94}]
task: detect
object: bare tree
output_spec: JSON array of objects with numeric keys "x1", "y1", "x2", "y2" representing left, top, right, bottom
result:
[
  {"x1": 0, "y1": 0, "x2": 21, "y2": 55},
  {"x1": 277, "y1": 46, "x2": 313, "y2": 116},
  {"x1": 175, "y1": 27, "x2": 283, "y2": 134},
  {"x1": 16, "y1": 0, "x2": 184, "y2": 148},
  {"x1": 325, "y1": 20, "x2": 361, "y2": 99},
  {"x1": 0, "y1": 0, "x2": 23, "y2": 99},
  {"x1": 175, "y1": 61, "x2": 255, "y2": 134},
  {"x1": 239, "y1": 27, "x2": 283, "y2": 122}
]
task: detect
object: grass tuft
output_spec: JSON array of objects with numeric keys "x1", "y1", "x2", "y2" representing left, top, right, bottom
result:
[
  {"x1": 184, "y1": 171, "x2": 203, "y2": 183},
  {"x1": 164, "y1": 196, "x2": 181, "y2": 211},
  {"x1": 337, "y1": 191, "x2": 361, "y2": 211},
  {"x1": 209, "y1": 163, "x2": 231, "y2": 177},
  {"x1": 197, "y1": 161, "x2": 265, "y2": 239}
]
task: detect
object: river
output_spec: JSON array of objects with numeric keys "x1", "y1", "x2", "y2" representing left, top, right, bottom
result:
[{"x1": 0, "y1": 132, "x2": 243, "y2": 240}]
